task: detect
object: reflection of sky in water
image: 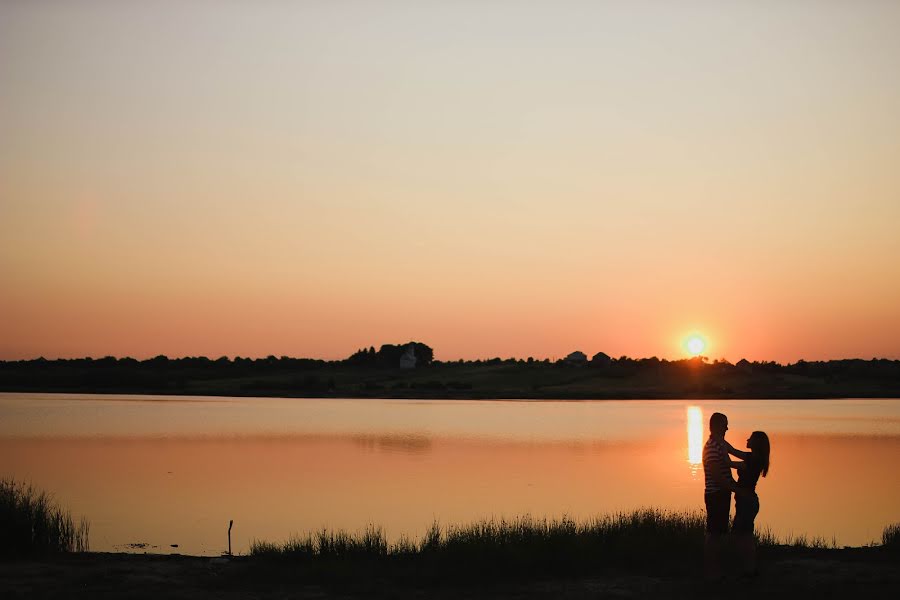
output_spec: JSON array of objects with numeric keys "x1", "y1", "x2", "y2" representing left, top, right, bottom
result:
[
  {"x1": 1, "y1": 393, "x2": 899, "y2": 553},
  {"x1": 1, "y1": 394, "x2": 899, "y2": 441}
]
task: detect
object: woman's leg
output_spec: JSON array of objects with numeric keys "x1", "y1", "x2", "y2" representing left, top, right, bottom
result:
[
  {"x1": 737, "y1": 532, "x2": 757, "y2": 574},
  {"x1": 740, "y1": 495, "x2": 760, "y2": 574}
]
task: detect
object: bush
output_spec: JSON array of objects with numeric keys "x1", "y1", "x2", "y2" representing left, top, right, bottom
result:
[
  {"x1": 883, "y1": 523, "x2": 900, "y2": 551},
  {"x1": 0, "y1": 479, "x2": 90, "y2": 559}
]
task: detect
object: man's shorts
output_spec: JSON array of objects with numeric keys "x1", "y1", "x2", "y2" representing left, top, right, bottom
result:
[{"x1": 704, "y1": 491, "x2": 731, "y2": 535}]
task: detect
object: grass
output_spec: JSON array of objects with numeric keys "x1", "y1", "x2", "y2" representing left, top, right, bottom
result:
[
  {"x1": 0, "y1": 479, "x2": 90, "y2": 559},
  {"x1": 251, "y1": 509, "x2": 710, "y2": 577},
  {"x1": 755, "y1": 526, "x2": 837, "y2": 550},
  {"x1": 884, "y1": 523, "x2": 900, "y2": 551},
  {"x1": 250, "y1": 510, "x2": 900, "y2": 580}
]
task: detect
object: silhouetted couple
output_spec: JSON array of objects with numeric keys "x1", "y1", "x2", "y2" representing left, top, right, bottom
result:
[{"x1": 703, "y1": 411, "x2": 771, "y2": 580}]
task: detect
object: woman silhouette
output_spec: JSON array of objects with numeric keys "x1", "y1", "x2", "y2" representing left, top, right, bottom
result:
[{"x1": 728, "y1": 431, "x2": 770, "y2": 576}]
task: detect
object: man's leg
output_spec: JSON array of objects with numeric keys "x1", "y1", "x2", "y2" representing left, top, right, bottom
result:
[
  {"x1": 704, "y1": 532, "x2": 723, "y2": 579},
  {"x1": 704, "y1": 491, "x2": 729, "y2": 580}
]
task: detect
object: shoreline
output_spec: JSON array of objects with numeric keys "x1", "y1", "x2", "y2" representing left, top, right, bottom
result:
[{"x1": 3, "y1": 545, "x2": 898, "y2": 599}]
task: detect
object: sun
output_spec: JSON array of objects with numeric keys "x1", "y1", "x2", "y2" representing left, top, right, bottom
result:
[{"x1": 685, "y1": 335, "x2": 706, "y2": 356}]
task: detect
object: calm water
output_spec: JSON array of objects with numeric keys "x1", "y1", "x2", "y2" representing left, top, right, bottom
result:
[{"x1": 1, "y1": 393, "x2": 898, "y2": 555}]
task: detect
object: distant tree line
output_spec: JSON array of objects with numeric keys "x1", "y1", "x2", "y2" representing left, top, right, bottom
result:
[
  {"x1": 1, "y1": 352, "x2": 898, "y2": 375},
  {"x1": 1, "y1": 347, "x2": 898, "y2": 397},
  {"x1": 0, "y1": 354, "x2": 331, "y2": 393}
]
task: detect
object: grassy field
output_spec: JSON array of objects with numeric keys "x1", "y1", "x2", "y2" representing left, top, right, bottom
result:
[
  {"x1": 245, "y1": 509, "x2": 890, "y2": 581},
  {"x1": 2, "y1": 525, "x2": 898, "y2": 599},
  {"x1": 250, "y1": 509, "x2": 710, "y2": 576}
]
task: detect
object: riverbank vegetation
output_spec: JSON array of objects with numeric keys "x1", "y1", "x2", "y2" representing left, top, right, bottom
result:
[
  {"x1": 250, "y1": 510, "x2": 708, "y2": 576},
  {"x1": 0, "y1": 479, "x2": 89, "y2": 559},
  {"x1": 247, "y1": 509, "x2": 899, "y2": 582},
  {"x1": 1, "y1": 500, "x2": 897, "y2": 597},
  {"x1": 884, "y1": 523, "x2": 900, "y2": 550}
]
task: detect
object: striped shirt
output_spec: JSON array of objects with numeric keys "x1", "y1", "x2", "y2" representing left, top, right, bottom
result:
[{"x1": 703, "y1": 436, "x2": 733, "y2": 493}]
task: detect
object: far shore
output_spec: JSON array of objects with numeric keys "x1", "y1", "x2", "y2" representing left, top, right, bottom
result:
[{"x1": 3, "y1": 356, "x2": 899, "y2": 400}]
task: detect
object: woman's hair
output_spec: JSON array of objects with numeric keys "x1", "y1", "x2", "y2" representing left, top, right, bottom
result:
[{"x1": 750, "y1": 431, "x2": 770, "y2": 477}]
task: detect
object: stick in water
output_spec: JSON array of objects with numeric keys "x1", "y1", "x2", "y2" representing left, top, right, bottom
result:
[{"x1": 228, "y1": 520, "x2": 233, "y2": 556}]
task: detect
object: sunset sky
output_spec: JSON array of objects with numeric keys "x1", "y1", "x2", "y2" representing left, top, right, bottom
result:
[{"x1": 2, "y1": 1, "x2": 899, "y2": 362}]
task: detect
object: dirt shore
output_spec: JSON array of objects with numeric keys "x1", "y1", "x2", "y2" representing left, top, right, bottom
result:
[{"x1": 2, "y1": 546, "x2": 898, "y2": 599}]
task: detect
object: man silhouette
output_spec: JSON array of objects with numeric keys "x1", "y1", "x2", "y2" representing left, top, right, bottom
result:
[{"x1": 703, "y1": 411, "x2": 736, "y2": 579}]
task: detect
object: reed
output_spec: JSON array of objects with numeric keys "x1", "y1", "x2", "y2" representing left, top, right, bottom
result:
[
  {"x1": 251, "y1": 508, "x2": 883, "y2": 575},
  {"x1": 251, "y1": 508, "x2": 709, "y2": 575},
  {"x1": 883, "y1": 523, "x2": 900, "y2": 550},
  {"x1": 0, "y1": 479, "x2": 90, "y2": 559},
  {"x1": 756, "y1": 527, "x2": 836, "y2": 550}
]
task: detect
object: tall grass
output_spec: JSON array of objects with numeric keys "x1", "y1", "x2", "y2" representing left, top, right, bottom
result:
[
  {"x1": 883, "y1": 523, "x2": 900, "y2": 551},
  {"x1": 251, "y1": 509, "x2": 708, "y2": 576},
  {"x1": 0, "y1": 479, "x2": 90, "y2": 559},
  {"x1": 252, "y1": 509, "x2": 899, "y2": 579},
  {"x1": 754, "y1": 526, "x2": 836, "y2": 549}
]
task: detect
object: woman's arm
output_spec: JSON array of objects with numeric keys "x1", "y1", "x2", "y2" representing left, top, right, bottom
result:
[{"x1": 725, "y1": 441, "x2": 749, "y2": 460}]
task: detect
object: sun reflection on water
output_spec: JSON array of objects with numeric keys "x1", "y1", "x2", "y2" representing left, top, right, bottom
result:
[{"x1": 687, "y1": 406, "x2": 703, "y2": 476}]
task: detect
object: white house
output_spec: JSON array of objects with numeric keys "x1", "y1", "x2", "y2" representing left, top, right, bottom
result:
[
  {"x1": 399, "y1": 345, "x2": 417, "y2": 369},
  {"x1": 564, "y1": 351, "x2": 588, "y2": 365}
]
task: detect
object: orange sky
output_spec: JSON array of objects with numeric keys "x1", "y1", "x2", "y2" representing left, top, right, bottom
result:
[{"x1": 2, "y1": 1, "x2": 899, "y2": 363}]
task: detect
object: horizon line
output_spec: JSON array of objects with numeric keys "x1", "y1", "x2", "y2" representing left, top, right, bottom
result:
[{"x1": 3, "y1": 353, "x2": 899, "y2": 366}]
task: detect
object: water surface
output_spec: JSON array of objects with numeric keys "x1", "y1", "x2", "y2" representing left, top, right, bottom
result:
[{"x1": 1, "y1": 393, "x2": 898, "y2": 554}]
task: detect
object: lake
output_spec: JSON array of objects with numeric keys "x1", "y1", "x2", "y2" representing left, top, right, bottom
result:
[{"x1": 1, "y1": 393, "x2": 898, "y2": 555}]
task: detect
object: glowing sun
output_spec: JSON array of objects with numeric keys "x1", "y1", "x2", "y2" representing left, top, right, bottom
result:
[{"x1": 686, "y1": 335, "x2": 706, "y2": 356}]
